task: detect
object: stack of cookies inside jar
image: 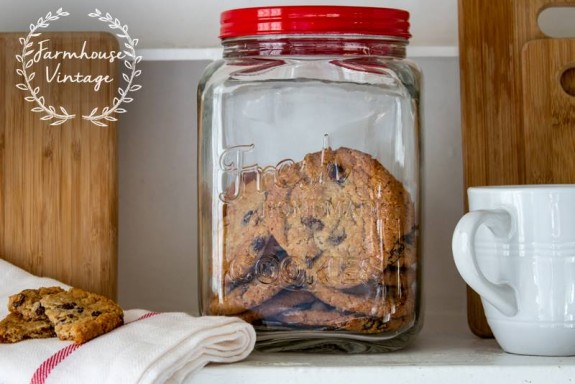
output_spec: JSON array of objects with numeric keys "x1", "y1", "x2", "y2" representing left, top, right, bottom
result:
[{"x1": 209, "y1": 145, "x2": 418, "y2": 342}]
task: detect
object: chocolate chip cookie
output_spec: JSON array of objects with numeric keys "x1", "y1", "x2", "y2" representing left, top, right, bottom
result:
[
  {"x1": 276, "y1": 307, "x2": 414, "y2": 333},
  {"x1": 269, "y1": 147, "x2": 416, "y2": 288},
  {"x1": 257, "y1": 293, "x2": 414, "y2": 334},
  {"x1": 310, "y1": 267, "x2": 416, "y2": 317},
  {"x1": 223, "y1": 173, "x2": 275, "y2": 283},
  {"x1": 237, "y1": 290, "x2": 317, "y2": 323},
  {"x1": 211, "y1": 146, "x2": 418, "y2": 336}
]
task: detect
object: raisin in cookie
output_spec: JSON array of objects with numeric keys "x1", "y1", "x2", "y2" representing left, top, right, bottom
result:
[
  {"x1": 8, "y1": 286, "x2": 65, "y2": 320},
  {"x1": 40, "y1": 288, "x2": 124, "y2": 344},
  {"x1": 0, "y1": 313, "x2": 55, "y2": 343}
]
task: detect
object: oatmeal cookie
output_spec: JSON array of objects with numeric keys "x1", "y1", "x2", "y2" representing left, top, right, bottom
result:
[
  {"x1": 0, "y1": 313, "x2": 55, "y2": 343},
  {"x1": 8, "y1": 286, "x2": 65, "y2": 320},
  {"x1": 213, "y1": 236, "x2": 290, "y2": 315},
  {"x1": 40, "y1": 288, "x2": 124, "y2": 344}
]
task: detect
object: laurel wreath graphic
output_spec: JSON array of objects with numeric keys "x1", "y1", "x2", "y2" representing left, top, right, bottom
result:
[
  {"x1": 85, "y1": 9, "x2": 142, "y2": 127},
  {"x1": 15, "y1": 8, "x2": 143, "y2": 127},
  {"x1": 16, "y1": 8, "x2": 74, "y2": 126}
]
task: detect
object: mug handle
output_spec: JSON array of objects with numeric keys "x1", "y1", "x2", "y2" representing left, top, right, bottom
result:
[{"x1": 452, "y1": 209, "x2": 518, "y2": 317}]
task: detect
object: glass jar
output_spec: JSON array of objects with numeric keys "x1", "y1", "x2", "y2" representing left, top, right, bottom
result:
[{"x1": 198, "y1": 6, "x2": 422, "y2": 353}]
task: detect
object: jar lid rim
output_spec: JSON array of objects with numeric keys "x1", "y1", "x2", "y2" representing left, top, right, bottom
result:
[{"x1": 220, "y1": 6, "x2": 411, "y2": 40}]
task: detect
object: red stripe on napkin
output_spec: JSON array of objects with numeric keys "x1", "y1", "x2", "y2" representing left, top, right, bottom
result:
[
  {"x1": 30, "y1": 344, "x2": 82, "y2": 384},
  {"x1": 132, "y1": 312, "x2": 160, "y2": 322},
  {"x1": 30, "y1": 312, "x2": 160, "y2": 384}
]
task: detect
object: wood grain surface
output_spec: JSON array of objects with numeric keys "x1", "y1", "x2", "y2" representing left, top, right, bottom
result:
[
  {"x1": 0, "y1": 32, "x2": 118, "y2": 298},
  {"x1": 458, "y1": 0, "x2": 575, "y2": 337},
  {"x1": 523, "y1": 39, "x2": 575, "y2": 183}
]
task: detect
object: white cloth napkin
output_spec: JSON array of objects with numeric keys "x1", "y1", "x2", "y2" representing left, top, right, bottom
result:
[{"x1": 0, "y1": 258, "x2": 256, "y2": 384}]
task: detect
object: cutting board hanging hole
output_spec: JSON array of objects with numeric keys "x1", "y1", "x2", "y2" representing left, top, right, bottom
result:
[
  {"x1": 538, "y1": 7, "x2": 575, "y2": 38},
  {"x1": 560, "y1": 67, "x2": 575, "y2": 97}
]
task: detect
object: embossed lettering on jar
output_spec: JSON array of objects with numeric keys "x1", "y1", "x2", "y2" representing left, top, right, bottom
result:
[{"x1": 198, "y1": 5, "x2": 422, "y2": 353}]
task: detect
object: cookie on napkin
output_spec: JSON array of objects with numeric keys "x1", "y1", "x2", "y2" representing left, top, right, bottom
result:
[
  {"x1": 40, "y1": 288, "x2": 124, "y2": 344},
  {"x1": 8, "y1": 286, "x2": 65, "y2": 320},
  {"x1": 0, "y1": 313, "x2": 55, "y2": 343},
  {"x1": 0, "y1": 287, "x2": 123, "y2": 344}
]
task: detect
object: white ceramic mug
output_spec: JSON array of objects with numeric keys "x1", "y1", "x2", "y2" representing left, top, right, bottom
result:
[{"x1": 452, "y1": 185, "x2": 575, "y2": 356}]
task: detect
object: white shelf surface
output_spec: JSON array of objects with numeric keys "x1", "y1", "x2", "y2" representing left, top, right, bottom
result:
[{"x1": 192, "y1": 310, "x2": 575, "y2": 384}]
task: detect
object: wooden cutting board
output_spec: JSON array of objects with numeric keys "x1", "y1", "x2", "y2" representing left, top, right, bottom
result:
[
  {"x1": 523, "y1": 39, "x2": 575, "y2": 182},
  {"x1": 0, "y1": 33, "x2": 118, "y2": 298},
  {"x1": 459, "y1": 0, "x2": 575, "y2": 337}
]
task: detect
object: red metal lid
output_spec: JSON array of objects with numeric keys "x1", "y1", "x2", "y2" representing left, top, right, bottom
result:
[{"x1": 220, "y1": 6, "x2": 411, "y2": 39}]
